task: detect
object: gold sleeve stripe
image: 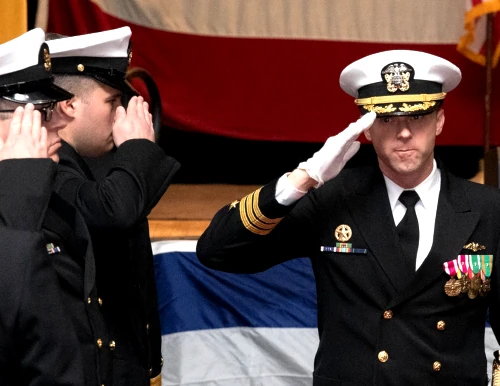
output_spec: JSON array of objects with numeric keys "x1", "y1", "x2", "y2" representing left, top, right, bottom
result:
[
  {"x1": 251, "y1": 189, "x2": 282, "y2": 224},
  {"x1": 240, "y1": 196, "x2": 271, "y2": 235},
  {"x1": 245, "y1": 191, "x2": 281, "y2": 229},
  {"x1": 355, "y1": 92, "x2": 446, "y2": 106},
  {"x1": 239, "y1": 188, "x2": 284, "y2": 235}
]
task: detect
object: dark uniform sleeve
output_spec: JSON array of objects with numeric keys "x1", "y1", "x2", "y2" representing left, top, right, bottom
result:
[
  {"x1": 0, "y1": 159, "x2": 84, "y2": 385},
  {"x1": 197, "y1": 179, "x2": 319, "y2": 273},
  {"x1": 54, "y1": 139, "x2": 180, "y2": 230},
  {"x1": 0, "y1": 159, "x2": 56, "y2": 230}
]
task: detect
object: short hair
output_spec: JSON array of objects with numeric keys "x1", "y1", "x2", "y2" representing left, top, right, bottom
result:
[
  {"x1": 46, "y1": 31, "x2": 101, "y2": 103},
  {"x1": 52, "y1": 75, "x2": 100, "y2": 103}
]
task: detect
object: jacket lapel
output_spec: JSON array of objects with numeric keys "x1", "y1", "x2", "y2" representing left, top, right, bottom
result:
[
  {"x1": 345, "y1": 166, "x2": 410, "y2": 294},
  {"x1": 388, "y1": 168, "x2": 479, "y2": 307}
]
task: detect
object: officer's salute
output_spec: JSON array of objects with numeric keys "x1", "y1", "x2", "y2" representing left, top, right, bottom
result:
[{"x1": 197, "y1": 50, "x2": 500, "y2": 385}]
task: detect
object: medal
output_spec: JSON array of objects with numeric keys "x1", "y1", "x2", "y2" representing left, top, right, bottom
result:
[
  {"x1": 469, "y1": 255, "x2": 482, "y2": 299},
  {"x1": 480, "y1": 255, "x2": 493, "y2": 296},
  {"x1": 471, "y1": 275, "x2": 482, "y2": 291},
  {"x1": 459, "y1": 275, "x2": 470, "y2": 293},
  {"x1": 444, "y1": 278, "x2": 461, "y2": 296},
  {"x1": 479, "y1": 278, "x2": 491, "y2": 296},
  {"x1": 468, "y1": 287, "x2": 478, "y2": 299},
  {"x1": 443, "y1": 260, "x2": 461, "y2": 296},
  {"x1": 470, "y1": 255, "x2": 481, "y2": 275}
]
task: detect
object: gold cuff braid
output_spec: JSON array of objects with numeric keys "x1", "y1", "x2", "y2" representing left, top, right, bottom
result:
[
  {"x1": 492, "y1": 358, "x2": 500, "y2": 386},
  {"x1": 150, "y1": 373, "x2": 162, "y2": 386}
]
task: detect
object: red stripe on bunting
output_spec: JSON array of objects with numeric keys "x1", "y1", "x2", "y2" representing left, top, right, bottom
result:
[{"x1": 47, "y1": 0, "x2": 499, "y2": 145}]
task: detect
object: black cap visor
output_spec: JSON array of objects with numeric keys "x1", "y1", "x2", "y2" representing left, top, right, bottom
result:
[{"x1": 1, "y1": 79, "x2": 73, "y2": 104}]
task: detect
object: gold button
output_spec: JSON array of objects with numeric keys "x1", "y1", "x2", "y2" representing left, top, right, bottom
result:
[
  {"x1": 437, "y1": 320, "x2": 446, "y2": 331},
  {"x1": 433, "y1": 361, "x2": 442, "y2": 371},
  {"x1": 149, "y1": 367, "x2": 153, "y2": 376},
  {"x1": 146, "y1": 323, "x2": 150, "y2": 331},
  {"x1": 97, "y1": 338, "x2": 103, "y2": 348},
  {"x1": 87, "y1": 297, "x2": 91, "y2": 304},
  {"x1": 98, "y1": 298, "x2": 103, "y2": 306},
  {"x1": 109, "y1": 341, "x2": 116, "y2": 350},
  {"x1": 77, "y1": 64, "x2": 85, "y2": 72},
  {"x1": 378, "y1": 351, "x2": 389, "y2": 362},
  {"x1": 383, "y1": 310, "x2": 393, "y2": 319}
]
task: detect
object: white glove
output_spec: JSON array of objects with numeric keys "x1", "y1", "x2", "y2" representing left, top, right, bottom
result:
[{"x1": 297, "y1": 111, "x2": 376, "y2": 187}]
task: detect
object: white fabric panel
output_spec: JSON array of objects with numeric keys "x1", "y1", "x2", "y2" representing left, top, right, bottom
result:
[
  {"x1": 90, "y1": 0, "x2": 465, "y2": 43},
  {"x1": 161, "y1": 327, "x2": 318, "y2": 386},
  {"x1": 152, "y1": 239, "x2": 198, "y2": 254},
  {"x1": 485, "y1": 327, "x2": 499, "y2": 386}
]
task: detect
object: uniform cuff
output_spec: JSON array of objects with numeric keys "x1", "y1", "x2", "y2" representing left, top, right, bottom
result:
[{"x1": 275, "y1": 173, "x2": 308, "y2": 206}]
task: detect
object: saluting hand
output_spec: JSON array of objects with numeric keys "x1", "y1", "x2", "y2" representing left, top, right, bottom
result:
[
  {"x1": 297, "y1": 111, "x2": 376, "y2": 187},
  {"x1": 0, "y1": 104, "x2": 49, "y2": 161},
  {"x1": 112, "y1": 96, "x2": 155, "y2": 147}
]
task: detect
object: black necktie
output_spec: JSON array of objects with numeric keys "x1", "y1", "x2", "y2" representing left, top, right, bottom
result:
[{"x1": 397, "y1": 190, "x2": 420, "y2": 274}]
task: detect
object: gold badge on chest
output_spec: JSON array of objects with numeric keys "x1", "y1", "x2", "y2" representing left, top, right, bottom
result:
[{"x1": 334, "y1": 224, "x2": 352, "y2": 242}]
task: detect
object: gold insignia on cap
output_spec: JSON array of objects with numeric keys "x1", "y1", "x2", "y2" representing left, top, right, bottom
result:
[
  {"x1": 43, "y1": 48, "x2": 51, "y2": 71},
  {"x1": 363, "y1": 104, "x2": 397, "y2": 114},
  {"x1": 382, "y1": 63, "x2": 413, "y2": 93},
  {"x1": 398, "y1": 101, "x2": 436, "y2": 112},
  {"x1": 229, "y1": 200, "x2": 239, "y2": 210},
  {"x1": 77, "y1": 64, "x2": 85, "y2": 72},
  {"x1": 463, "y1": 242, "x2": 486, "y2": 252},
  {"x1": 334, "y1": 224, "x2": 352, "y2": 242}
]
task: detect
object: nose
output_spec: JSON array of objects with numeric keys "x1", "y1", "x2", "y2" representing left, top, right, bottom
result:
[{"x1": 396, "y1": 120, "x2": 412, "y2": 139}]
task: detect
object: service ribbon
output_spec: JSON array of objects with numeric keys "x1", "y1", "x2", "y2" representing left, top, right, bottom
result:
[
  {"x1": 470, "y1": 255, "x2": 481, "y2": 274},
  {"x1": 482, "y1": 255, "x2": 493, "y2": 278}
]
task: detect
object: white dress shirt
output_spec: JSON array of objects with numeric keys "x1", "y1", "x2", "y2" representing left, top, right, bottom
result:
[{"x1": 384, "y1": 160, "x2": 441, "y2": 270}]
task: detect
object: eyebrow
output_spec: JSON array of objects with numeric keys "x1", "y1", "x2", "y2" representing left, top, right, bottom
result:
[{"x1": 107, "y1": 92, "x2": 122, "y2": 101}]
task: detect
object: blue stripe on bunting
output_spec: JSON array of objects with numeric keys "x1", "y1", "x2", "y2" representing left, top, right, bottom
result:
[{"x1": 154, "y1": 252, "x2": 317, "y2": 335}]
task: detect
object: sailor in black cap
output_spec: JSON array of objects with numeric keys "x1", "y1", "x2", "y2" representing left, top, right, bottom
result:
[
  {"x1": 1, "y1": 28, "x2": 114, "y2": 386},
  {"x1": 0, "y1": 27, "x2": 85, "y2": 386},
  {"x1": 46, "y1": 27, "x2": 180, "y2": 386},
  {"x1": 196, "y1": 49, "x2": 500, "y2": 385}
]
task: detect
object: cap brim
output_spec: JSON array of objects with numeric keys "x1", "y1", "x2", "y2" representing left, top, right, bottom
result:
[
  {"x1": 94, "y1": 74, "x2": 138, "y2": 97},
  {"x1": 358, "y1": 100, "x2": 442, "y2": 117},
  {"x1": 2, "y1": 83, "x2": 74, "y2": 104}
]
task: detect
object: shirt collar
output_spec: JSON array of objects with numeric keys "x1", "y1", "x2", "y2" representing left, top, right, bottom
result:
[{"x1": 384, "y1": 160, "x2": 440, "y2": 211}]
